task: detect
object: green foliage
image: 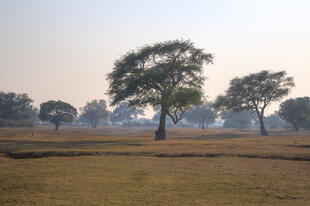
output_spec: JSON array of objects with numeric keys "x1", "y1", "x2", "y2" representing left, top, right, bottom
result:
[
  {"x1": 184, "y1": 102, "x2": 217, "y2": 129},
  {"x1": 107, "y1": 40, "x2": 213, "y2": 139},
  {"x1": 0, "y1": 91, "x2": 34, "y2": 121},
  {"x1": 214, "y1": 70, "x2": 295, "y2": 136},
  {"x1": 107, "y1": 39, "x2": 213, "y2": 121},
  {"x1": 278, "y1": 97, "x2": 310, "y2": 130},
  {"x1": 39, "y1": 100, "x2": 77, "y2": 130},
  {"x1": 214, "y1": 71, "x2": 295, "y2": 113},
  {"x1": 80, "y1": 99, "x2": 110, "y2": 128},
  {"x1": 111, "y1": 102, "x2": 144, "y2": 125}
]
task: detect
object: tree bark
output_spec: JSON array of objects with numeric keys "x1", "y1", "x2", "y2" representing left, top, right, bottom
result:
[
  {"x1": 155, "y1": 108, "x2": 167, "y2": 140},
  {"x1": 201, "y1": 120, "x2": 205, "y2": 130},
  {"x1": 92, "y1": 120, "x2": 97, "y2": 128},
  {"x1": 258, "y1": 115, "x2": 268, "y2": 136},
  {"x1": 55, "y1": 122, "x2": 59, "y2": 131},
  {"x1": 291, "y1": 122, "x2": 299, "y2": 131}
]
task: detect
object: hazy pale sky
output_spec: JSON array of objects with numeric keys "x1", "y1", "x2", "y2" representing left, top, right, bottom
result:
[{"x1": 1, "y1": 0, "x2": 309, "y2": 117}]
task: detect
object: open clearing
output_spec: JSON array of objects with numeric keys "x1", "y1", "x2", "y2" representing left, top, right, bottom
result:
[{"x1": 1, "y1": 127, "x2": 310, "y2": 205}]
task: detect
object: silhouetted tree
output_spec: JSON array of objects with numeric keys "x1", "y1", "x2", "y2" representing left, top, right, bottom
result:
[
  {"x1": 214, "y1": 70, "x2": 295, "y2": 136},
  {"x1": 111, "y1": 102, "x2": 144, "y2": 126},
  {"x1": 80, "y1": 99, "x2": 110, "y2": 128},
  {"x1": 278, "y1": 97, "x2": 310, "y2": 131},
  {"x1": 39, "y1": 100, "x2": 77, "y2": 131},
  {"x1": 184, "y1": 102, "x2": 217, "y2": 129},
  {"x1": 107, "y1": 40, "x2": 213, "y2": 140}
]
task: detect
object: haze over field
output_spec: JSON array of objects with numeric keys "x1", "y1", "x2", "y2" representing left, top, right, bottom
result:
[{"x1": 1, "y1": 0, "x2": 309, "y2": 117}]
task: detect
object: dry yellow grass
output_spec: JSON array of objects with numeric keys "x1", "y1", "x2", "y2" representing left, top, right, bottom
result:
[{"x1": 0, "y1": 126, "x2": 310, "y2": 205}]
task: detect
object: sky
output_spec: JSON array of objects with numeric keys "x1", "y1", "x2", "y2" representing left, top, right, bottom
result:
[{"x1": 0, "y1": 0, "x2": 309, "y2": 118}]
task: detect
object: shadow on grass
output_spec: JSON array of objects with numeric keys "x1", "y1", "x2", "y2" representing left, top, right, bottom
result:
[
  {"x1": 287, "y1": 145, "x2": 310, "y2": 148},
  {"x1": 171, "y1": 133, "x2": 247, "y2": 140},
  {"x1": 0, "y1": 140, "x2": 143, "y2": 153},
  {"x1": 3, "y1": 150, "x2": 310, "y2": 162}
]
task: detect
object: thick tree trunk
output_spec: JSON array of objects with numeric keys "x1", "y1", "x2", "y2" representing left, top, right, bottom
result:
[
  {"x1": 127, "y1": 118, "x2": 131, "y2": 127},
  {"x1": 292, "y1": 122, "x2": 299, "y2": 131},
  {"x1": 92, "y1": 120, "x2": 97, "y2": 128},
  {"x1": 155, "y1": 108, "x2": 167, "y2": 140},
  {"x1": 258, "y1": 115, "x2": 268, "y2": 136},
  {"x1": 55, "y1": 122, "x2": 59, "y2": 131}
]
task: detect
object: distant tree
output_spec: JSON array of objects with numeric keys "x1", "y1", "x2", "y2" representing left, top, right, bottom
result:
[
  {"x1": 221, "y1": 111, "x2": 256, "y2": 129},
  {"x1": 0, "y1": 92, "x2": 33, "y2": 120},
  {"x1": 111, "y1": 102, "x2": 145, "y2": 126},
  {"x1": 184, "y1": 102, "x2": 217, "y2": 129},
  {"x1": 278, "y1": 97, "x2": 310, "y2": 131},
  {"x1": 26, "y1": 106, "x2": 40, "y2": 124},
  {"x1": 214, "y1": 70, "x2": 295, "y2": 136},
  {"x1": 107, "y1": 40, "x2": 213, "y2": 140},
  {"x1": 39, "y1": 100, "x2": 77, "y2": 131},
  {"x1": 257, "y1": 114, "x2": 286, "y2": 129},
  {"x1": 80, "y1": 99, "x2": 110, "y2": 128}
]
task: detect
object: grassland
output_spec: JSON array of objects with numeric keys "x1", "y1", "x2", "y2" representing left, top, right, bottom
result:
[{"x1": 1, "y1": 127, "x2": 310, "y2": 205}]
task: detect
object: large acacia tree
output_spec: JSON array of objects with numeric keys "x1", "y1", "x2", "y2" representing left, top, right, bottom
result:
[
  {"x1": 107, "y1": 40, "x2": 213, "y2": 140},
  {"x1": 214, "y1": 70, "x2": 294, "y2": 136}
]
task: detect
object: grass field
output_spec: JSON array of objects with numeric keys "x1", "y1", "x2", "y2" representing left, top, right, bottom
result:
[{"x1": 1, "y1": 127, "x2": 310, "y2": 205}]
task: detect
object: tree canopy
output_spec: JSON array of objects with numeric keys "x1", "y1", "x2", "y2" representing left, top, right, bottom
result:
[
  {"x1": 39, "y1": 100, "x2": 77, "y2": 131},
  {"x1": 107, "y1": 39, "x2": 213, "y2": 140},
  {"x1": 214, "y1": 70, "x2": 294, "y2": 136},
  {"x1": 79, "y1": 99, "x2": 110, "y2": 128},
  {"x1": 0, "y1": 92, "x2": 36, "y2": 127},
  {"x1": 0, "y1": 92, "x2": 33, "y2": 121},
  {"x1": 278, "y1": 97, "x2": 310, "y2": 131}
]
